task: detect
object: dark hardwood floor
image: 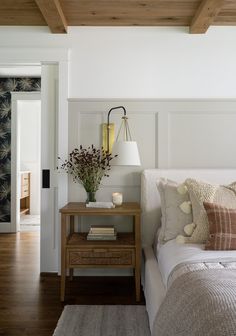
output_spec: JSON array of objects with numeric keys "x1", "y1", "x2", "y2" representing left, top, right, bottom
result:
[{"x1": 0, "y1": 232, "x2": 145, "y2": 336}]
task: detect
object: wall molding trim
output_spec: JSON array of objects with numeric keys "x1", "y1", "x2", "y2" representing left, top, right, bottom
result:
[
  {"x1": 68, "y1": 98, "x2": 236, "y2": 103},
  {"x1": 69, "y1": 98, "x2": 236, "y2": 173}
]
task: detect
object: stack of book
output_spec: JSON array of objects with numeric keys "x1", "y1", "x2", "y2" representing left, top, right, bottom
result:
[{"x1": 87, "y1": 225, "x2": 117, "y2": 240}]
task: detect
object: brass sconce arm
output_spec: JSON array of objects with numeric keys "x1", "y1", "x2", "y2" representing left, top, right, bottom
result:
[{"x1": 107, "y1": 106, "x2": 127, "y2": 153}]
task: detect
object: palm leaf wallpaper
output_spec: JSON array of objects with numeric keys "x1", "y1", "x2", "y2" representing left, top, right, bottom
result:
[{"x1": 0, "y1": 77, "x2": 41, "y2": 223}]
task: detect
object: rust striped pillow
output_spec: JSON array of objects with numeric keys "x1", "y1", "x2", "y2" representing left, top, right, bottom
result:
[{"x1": 203, "y1": 202, "x2": 236, "y2": 250}]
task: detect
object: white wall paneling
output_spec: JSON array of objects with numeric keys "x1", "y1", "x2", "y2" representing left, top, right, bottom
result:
[
  {"x1": 68, "y1": 98, "x2": 236, "y2": 276},
  {"x1": 156, "y1": 100, "x2": 236, "y2": 168},
  {"x1": 168, "y1": 112, "x2": 236, "y2": 168},
  {"x1": 69, "y1": 99, "x2": 236, "y2": 182},
  {"x1": 68, "y1": 99, "x2": 157, "y2": 205}
]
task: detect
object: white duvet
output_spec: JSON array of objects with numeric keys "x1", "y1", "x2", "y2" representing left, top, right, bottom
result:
[{"x1": 158, "y1": 239, "x2": 236, "y2": 287}]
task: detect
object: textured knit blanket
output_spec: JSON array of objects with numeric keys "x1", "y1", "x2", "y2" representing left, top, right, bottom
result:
[{"x1": 152, "y1": 262, "x2": 236, "y2": 336}]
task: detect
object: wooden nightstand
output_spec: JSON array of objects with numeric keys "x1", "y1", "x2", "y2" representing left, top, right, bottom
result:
[{"x1": 59, "y1": 202, "x2": 141, "y2": 302}]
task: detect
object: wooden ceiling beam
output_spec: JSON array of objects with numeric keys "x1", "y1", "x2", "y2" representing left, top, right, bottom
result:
[
  {"x1": 190, "y1": 0, "x2": 225, "y2": 34},
  {"x1": 35, "y1": 0, "x2": 67, "y2": 33}
]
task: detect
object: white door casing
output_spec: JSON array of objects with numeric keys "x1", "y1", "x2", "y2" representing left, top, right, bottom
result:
[
  {"x1": 40, "y1": 64, "x2": 58, "y2": 272},
  {"x1": 0, "y1": 48, "x2": 69, "y2": 273}
]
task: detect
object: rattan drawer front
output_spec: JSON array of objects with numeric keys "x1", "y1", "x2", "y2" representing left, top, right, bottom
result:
[{"x1": 68, "y1": 249, "x2": 135, "y2": 266}]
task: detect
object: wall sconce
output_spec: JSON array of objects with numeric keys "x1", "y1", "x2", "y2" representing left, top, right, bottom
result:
[{"x1": 103, "y1": 106, "x2": 141, "y2": 166}]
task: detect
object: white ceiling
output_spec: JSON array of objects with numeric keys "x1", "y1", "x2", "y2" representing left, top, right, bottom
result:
[{"x1": 0, "y1": 66, "x2": 41, "y2": 77}]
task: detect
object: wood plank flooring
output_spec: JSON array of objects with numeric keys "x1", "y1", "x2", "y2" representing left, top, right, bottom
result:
[{"x1": 0, "y1": 232, "x2": 145, "y2": 336}]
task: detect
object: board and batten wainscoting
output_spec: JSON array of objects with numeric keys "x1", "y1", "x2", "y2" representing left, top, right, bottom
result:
[{"x1": 67, "y1": 99, "x2": 236, "y2": 275}]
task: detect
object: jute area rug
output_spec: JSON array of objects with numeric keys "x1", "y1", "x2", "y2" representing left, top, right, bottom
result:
[{"x1": 53, "y1": 305, "x2": 151, "y2": 336}]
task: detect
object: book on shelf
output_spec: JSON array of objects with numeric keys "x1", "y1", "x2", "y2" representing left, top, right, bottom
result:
[
  {"x1": 87, "y1": 233, "x2": 117, "y2": 241},
  {"x1": 89, "y1": 225, "x2": 115, "y2": 234},
  {"x1": 86, "y1": 202, "x2": 115, "y2": 208},
  {"x1": 87, "y1": 227, "x2": 117, "y2": 240},
  {"x1": 88, "y1": 231, "x2": 116, "y2": 236}
]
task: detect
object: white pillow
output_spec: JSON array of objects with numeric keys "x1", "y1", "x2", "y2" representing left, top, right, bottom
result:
[
  {"x1": 179, "y1": 179, "x2": 236, "y2": 244},
  {"x1": 157, "y1": 178, "x2": 193, "y2": 244}
]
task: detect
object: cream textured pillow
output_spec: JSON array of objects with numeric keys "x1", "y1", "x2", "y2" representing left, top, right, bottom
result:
[
  {"x1": 157, "y1": 178, "x2": 193, "y2": 243},
  {"x1": 223, "y1": 182, "x2": 236, "y2": 195},
  {"x1": 179, "y1": 179, "x2": 236, "y2": 244},
  {"x1": 183, "y1": 178, "x2": 217, "y2": 243},
  {"x1": 214, "y1": 185, "x2": 236, "y2": 207}
]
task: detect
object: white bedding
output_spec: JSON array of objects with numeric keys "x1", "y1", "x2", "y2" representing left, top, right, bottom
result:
[
  {"x1": 141, "y1": 169, "x2": 236, "y2": 333},
  {"x1": 143, "y1": 247, "x2": 166, "y2": 332},
  {"x1": 158, "y1": 239, "x2": 236, "y2": 287}
]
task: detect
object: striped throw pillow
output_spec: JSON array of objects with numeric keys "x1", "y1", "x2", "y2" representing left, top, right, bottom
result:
[{"x1": 204, "y1": 202, "x2": 236, "y2": 250}]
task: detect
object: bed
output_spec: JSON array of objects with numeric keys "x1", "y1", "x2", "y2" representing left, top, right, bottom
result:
[{"x1": 141, "y1": 169, "x2": 236, "y2": 335}]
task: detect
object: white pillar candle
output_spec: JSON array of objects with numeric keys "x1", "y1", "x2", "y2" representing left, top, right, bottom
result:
[{"x1": 112, "y1": 192, "x2": 123, "y2": 206}]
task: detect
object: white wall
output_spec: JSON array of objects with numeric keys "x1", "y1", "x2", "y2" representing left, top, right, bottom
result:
[
  {"x1": 1, "y1": 26, "x2": 236, "y2": 273},
  {"x1": 0, "y1": 26, "x2": 236, "y2": 98},
  {"x1": 19, "y1": 100, "x2": 41, "y2": 215}
]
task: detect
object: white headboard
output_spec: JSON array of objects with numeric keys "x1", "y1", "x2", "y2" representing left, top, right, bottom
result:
[{"x1": 141, "y1": 169, "x2": 236, "y2": 247}]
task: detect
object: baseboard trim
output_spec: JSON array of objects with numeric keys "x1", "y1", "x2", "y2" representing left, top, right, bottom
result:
[{"x1": 40, "y1": 273, "x2": 135, "y2": 278}]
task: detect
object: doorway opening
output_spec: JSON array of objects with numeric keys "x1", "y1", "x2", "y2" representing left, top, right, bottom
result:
[
  {"x1": 18, "y1": 99, "x2": 41, "y2": 232},
  {"x1": 11, "y1": 90, "x2": 41, "y2": 233}
]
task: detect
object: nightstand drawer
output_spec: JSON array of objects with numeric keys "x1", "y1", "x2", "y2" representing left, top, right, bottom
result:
[{"x1": 67, "y1": 248, "x2": 135, "y2": 266}]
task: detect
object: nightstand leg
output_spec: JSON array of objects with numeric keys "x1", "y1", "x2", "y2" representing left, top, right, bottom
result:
[
  {"x1": 70, "y1": 215, "x2": 74, "y2": 234},
  {"x1": 69, "y1": 216, "x2": 74, "y2": 281},
  {"x1": 134, "y1": 214, "x2": 141, "y2": 302},
  {"x1": 61, "y1": 214, "x2": 66, "y2": 301},
  {"x1": 135, "y1": 267, "x2": 141, "y2": 302}
]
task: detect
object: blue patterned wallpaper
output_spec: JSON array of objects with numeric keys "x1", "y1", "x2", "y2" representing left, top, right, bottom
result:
[{"x1": 0, "y1": 78, "x2": 41, "y2": 222}]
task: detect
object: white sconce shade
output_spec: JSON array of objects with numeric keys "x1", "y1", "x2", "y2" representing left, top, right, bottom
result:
[
  {"x1": 111, "y1": 141, "x2": 141, "y2": 166},
  {"x1": 104, "y1": 106, "x2": 141, "y2": 166}
]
